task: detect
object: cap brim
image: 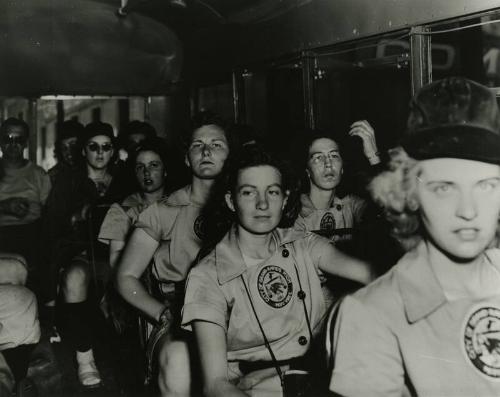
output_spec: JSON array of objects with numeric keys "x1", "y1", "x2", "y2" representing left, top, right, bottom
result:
[{"x1": 401, "y1": 125, "x2": 500, "y2": 165}]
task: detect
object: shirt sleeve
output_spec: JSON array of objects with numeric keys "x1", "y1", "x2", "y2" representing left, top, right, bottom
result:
[
  {"x1": 134, "y1": 202, "x2": 165, "y2": 242},
  {"x1": 305, "y1": 234, "x2": 336, "y2": 274},
  {"x1": 98, "y1": 203, "x2": 131, "y2": 245},
  {"x1": 350, "y1": 195, "x2": 367, "y2": 225},
  {"x1": 182, "y1": 265, "x2": 228, "y2": 332},
  {"x1": 330, "y1": 295, "x2": 404, "y2": 397}
]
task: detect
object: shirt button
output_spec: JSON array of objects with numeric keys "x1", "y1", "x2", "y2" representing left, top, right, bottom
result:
[
  {"x1": 282, "y1": 249, "x2": 289, "y2": 258},
  {"x1": 298, "y1": 336, "x2": 308, "y2": 346},
  {"x1": 336, "y1": 204, "x2": 342, "y2": 211},
  {"x1": 297, "y1": 290, "x2": 306, "y2": 300}
]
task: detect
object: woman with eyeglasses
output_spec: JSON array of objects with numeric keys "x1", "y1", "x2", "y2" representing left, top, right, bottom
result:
[
  {"x1": 293, "y1": 122, "x2": 381, "y2": 306},
  {"x1": 182, "y1": 145, "x2": 373, "y2": 397},
  {"x1": 55, "y1": 121, "x2": 128, "y2": 388}
]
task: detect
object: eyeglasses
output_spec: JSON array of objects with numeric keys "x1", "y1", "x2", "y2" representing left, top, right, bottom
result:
[
  {"x1": 309, "y1": 152, "x2": 341, "y2": 165},
  {"x1": 1, "y1": 134, "x2": 27, "y2": 145},
  {"x1": 86, "y1": 142, "x2": 113, "y2": 153}
]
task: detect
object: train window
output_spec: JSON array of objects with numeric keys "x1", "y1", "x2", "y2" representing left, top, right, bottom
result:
[
  {"x1": 431, "y1": 13, "x2": 500, "y2": 88},
  {"x1": 241, "y1": 62, "x2": 305, "y2": 159},
  {"x1": 198, "y1": 83, "x2": 234, "y2": 121},
  {"x1": 313, "y1": 31, "x2": 411, "y2": 158}
]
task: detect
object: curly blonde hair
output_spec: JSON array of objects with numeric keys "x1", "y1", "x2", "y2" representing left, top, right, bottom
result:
[{"x1": 368, "y1": 147, "x2": 422, "y2": 251}]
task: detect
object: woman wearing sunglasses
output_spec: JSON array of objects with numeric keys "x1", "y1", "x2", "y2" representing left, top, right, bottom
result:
[
  {"x1": 56, "y1": 121, "x2": 128, "y2": 388},
  {"x1": 182, "y1": 145, "x2": 372, "y2": 397}
]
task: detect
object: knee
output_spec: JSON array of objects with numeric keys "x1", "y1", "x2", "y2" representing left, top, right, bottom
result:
[
  {"x1": 63, "y1": 264, "x2": 89, "y2": 293},
  {"x1": 0, "y1": 255, "x2": 28, "y2": 286},
  {"x1": 0, "y1": 286, "x2": 40, "y2": 347},
  {"x1": 158, "y1": 340, "x2": 191, "y2": 396}
]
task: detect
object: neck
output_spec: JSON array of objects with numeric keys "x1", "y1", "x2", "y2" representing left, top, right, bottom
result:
[
  {"x1": 236, "y1": 226, "x2": 275, "y2": 260},
  {"x1": 426, "y1": 238, "x2": 485, "y2": 272},
  {"x1": 309, "y1": 184, "x2": 335, "y2": 209},
  {"x1": 142, "y1": 187, "x2": 165, "y2": 205},
  {"x1": 190, "y1": 176, "x2": 214, "y2": 206},
  {"x1": 87, "y1": 165, "x2": 109, "y2": 180}
]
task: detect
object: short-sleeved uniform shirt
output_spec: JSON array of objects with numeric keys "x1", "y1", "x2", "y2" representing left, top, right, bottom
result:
[
  {"x1": 0, "y1": 161, "x2": 51, "y2": 226},
  {"x1": 295, "y1": 193, "x2": 366, "y2": 243},
  {"x1": 183, "y1": 227, "x2": 341, "y2": 395},
  {"x1": 330, "y1": 241, "x2": 500, "y2": 397},
  {"x1": 98, "y1": 192, "x2": 151, "y2": 245},
  {"x1": 134, "y1": 185, "x2": 203, "y2": 283}
]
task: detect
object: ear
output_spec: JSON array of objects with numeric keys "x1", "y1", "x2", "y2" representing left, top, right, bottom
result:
[
  {"x1": 225, "y1": 192, "x2": 235, "y2": 212},
  {"x1": 282, "y1": 190, "x2": 290, "y2": 209},
  {"x1": 82, "y1": 147, "x2": 86, "y2": 157},
  {"x1": 184, "y1": 154, "x2": 191, "y2": 169}
]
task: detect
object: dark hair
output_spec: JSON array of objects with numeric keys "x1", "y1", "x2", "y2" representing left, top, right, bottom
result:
[
  {"x1": 293, "y1": 129, "x2": 349, "y2": 196},
  {"x1": 128, "y1": 136, "x2": 181, "y2": 193},
  {"x1": 118, "y1": 120, "x2": 156, "y2": 147},
  {"x1": 182, "y1": 110, "x2": 231, "y2": 151},
  {"x1": 54, "y1": 120, "x2": 84, "y2": 160},
  {"x1": 199, "y1": 144, "x2": 300, "y2": 258},
  {"x1": 0, "y1": 118, "x2": 29, "y2": 137}
]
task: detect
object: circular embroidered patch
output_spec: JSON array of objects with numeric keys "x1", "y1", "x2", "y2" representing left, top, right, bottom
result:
[
  {"x1": 463, "y1": 306, "x2": 500, "y2": 380},
  {"x1": 320, "y1": 212, "x2": 335, "y2": 232},
  {"x1": 257, "y1": 265, "x2": 293, "y2": 308},
  {"x1": 193, "y1": 215, "x2": 205, "y2": 240}
]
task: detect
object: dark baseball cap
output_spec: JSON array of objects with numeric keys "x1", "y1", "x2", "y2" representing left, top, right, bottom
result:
[
  {"x1": 401, "y1": 76, "x2": 500, "y2": 164},
  {"x1": 81, "y1": 121, "x2": 115, "y2": 144}
]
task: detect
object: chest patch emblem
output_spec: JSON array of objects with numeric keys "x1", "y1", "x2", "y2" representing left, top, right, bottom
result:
[
  {"x1": 463, "y1": 306, "x2": 500, "y2": 380},
  {"x1": 257, "y1": 265, "x2": 293, "y2": 308},
  {"x1": 320, "y1": 212, "x2": 335, "y2": 232},
  {"x1": 193, "y1": 215, "x2": 205, "y2": 240}
]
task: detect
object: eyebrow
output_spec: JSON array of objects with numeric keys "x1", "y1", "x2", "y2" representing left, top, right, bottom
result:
[
  {"x1": 191, "y1": 138, "x2": 227, "y2": 144},
  {"x1": 237, "y1": 183, "x2": 282, "y2": 191},
  {"x1": 309, "y1": 149, "x2": 339, "y2": 157}
]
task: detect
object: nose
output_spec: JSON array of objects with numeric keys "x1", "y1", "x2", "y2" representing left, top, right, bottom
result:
[
  {"x1": 202, "y1": 143, "x2": 211, "y2": 157},
  {"x1": 324, "y1": 155, "x2": 333, "y2": 168},
  {"x1": 456, "y1": 190, "x2": 477, "y2": 221},
  {"x1": 143, "y1": 167, "x2": 151, "y2": 177},
  {"x1": 256, "y1": 192, "x2": 269, "y2": 210}
]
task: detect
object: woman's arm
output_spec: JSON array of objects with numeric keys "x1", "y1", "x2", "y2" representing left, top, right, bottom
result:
[
  {"x1": 109, "y1": 240, "x2": 125, "y2": 269},
  {"x1": 115, "y1": 228, "x2": 163, "y2": 322},
  {"x1": 315, "y1": 240, "x2": 374, "y2": 284},
  {"x1": 193, "y1": 321, "x2": 248, "y2": 397}
]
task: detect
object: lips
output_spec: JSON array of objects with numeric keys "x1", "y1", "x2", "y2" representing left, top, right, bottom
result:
[
  {"x1": 144, "y1": 179, "x2": 153, "y2": 186},
  {"x1": 454, "y1": 228, "x2": 480, "y2": 241}
]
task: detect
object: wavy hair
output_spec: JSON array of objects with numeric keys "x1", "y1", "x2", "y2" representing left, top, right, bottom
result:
[
  {"x1": 198, "y1": 144, "x2": 301, "y2": 259},
  {"x1": 368, "y1": 146, "x2": 422, "y2": 251}
]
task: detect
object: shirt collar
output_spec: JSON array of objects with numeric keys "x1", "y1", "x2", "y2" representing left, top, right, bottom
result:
[
  {"x1": 165, "y1": 185, "x2": 192, "y2": 207},
  {"x1": 214, "y1": 226, "x2": 306, "y2": 285},
  {"x1": 395, "y1": 241, "x2": 447, "y2": 323},
  {"x1": 300, "y1": 193, "x2": 343, "y2": 217}
]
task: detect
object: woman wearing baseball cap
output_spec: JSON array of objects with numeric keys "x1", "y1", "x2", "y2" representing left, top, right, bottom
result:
[{"x1": 329, "y1": 77, "x2": 500, "y2": 396}]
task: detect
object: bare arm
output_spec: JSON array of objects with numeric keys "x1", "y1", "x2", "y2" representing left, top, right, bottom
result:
[
  {"x1": 193, "y1": 321, "x2": 249, "y2": 397},
  {"x1": 109, "y1": 240, "x2": 125, "y2": 269},
  {"x1": 318, "y1": 244, "x2": 373, "y2": 285},
  {"x1": 115, "y1": 228, "x2": 163, "y2": 322}
]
